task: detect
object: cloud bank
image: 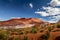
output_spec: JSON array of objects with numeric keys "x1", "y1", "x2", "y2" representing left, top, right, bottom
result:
[{"x1": 35, "y1": 0, "x2": 60, "y2": 23}]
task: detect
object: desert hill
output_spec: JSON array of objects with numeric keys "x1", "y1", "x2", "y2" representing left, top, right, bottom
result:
[{"x1": 0, "y1": 18, "x2": 45, "y2": 28}]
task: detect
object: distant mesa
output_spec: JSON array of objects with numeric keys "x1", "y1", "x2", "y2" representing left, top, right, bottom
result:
[{"x1": 0, "y1": 18, "x2": 45, "y2": 29}]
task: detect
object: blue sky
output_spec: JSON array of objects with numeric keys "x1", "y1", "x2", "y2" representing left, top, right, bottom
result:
[{"x1": 0, "y1": 0, "x2": 60, "y2": 23}]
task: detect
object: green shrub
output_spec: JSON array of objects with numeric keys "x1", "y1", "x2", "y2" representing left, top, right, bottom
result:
[
  {"x1": 40, "y1": 35, "x2": 48, "y2": 40},
  {"x1": 46, "y1": 31, "x2": 50, "y2": 38},
  {"x1": 18, "y1": 31, "x2": 23, "y2": 35},
  {"x1": 40, "y1": 29, "x2": 44, "y2": 32},
  {"x1": 15, "y1": 37, "x2": 22, "y2": 40},
  {"x1": 31, "y1": 28, "x2": 37, "y2": 34},
  {"x1": 32, "y1": 26, "x2": 36, "y2": 28},
  {"x1": 0, "y1": 33, "x2": 8, "y2": 40},
  {"x1": 24, "y1": 35, "x2": 28, "y2": 40},
  {"x1": 40, "y1": 32, "x2": 50, "y2": 40},
  {"x1": 25, "y1": 31, "x2": 29, "y2": 34},
  {"x1": 57, "y1": 24, "x2": 60, "y2": 28},
  {"x1": 6, "y1": 31, "x2": 10, "y2": 35},
  {"x1": 48, "y1": 26, "x2": 53, "y2": 31}
]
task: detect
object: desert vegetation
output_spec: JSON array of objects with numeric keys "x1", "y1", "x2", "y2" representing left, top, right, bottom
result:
[{"x1": 0, "y1": 23, "x2": 60, "y2": 40}]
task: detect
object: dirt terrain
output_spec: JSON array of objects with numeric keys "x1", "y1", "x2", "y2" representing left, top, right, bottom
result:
[{"x1": 0, "y1": 18, "x2": 60, "y2": 40}]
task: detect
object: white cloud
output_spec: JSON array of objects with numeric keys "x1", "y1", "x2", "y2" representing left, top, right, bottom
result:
[
  {"x1": 50, "y1": 0, "x2": 60, "y2": 7},
  {"x1": 29, "y1": 3, "x2": 33, "y2": 8},
  {"x1": 10, "y1": 17, "x2": 21, "y2": 19},
  {"x1": 35, "y1": 11, "x2": 49, "y2": 16},
  {"x1": 52, "y1": 15, "x2": 60, "y2": 20},
  {"x1": 35, "y1": 6, "x2": 60, "y2": 16},
  {"x1": 35, "y1": 0, "x2": 60, "y2": 23},
  {"x1": 48, "y1": 20, "x2": 58, "y2": 23}
]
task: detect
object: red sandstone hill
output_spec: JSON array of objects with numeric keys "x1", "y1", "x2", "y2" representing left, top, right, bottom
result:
[{"x1": 0, "y1": 18, "x2": 44, "y2": 26}]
